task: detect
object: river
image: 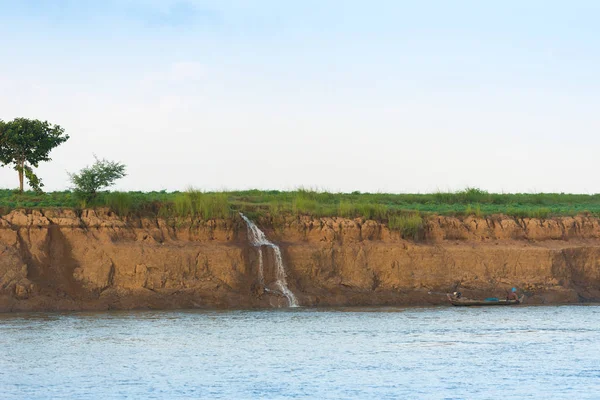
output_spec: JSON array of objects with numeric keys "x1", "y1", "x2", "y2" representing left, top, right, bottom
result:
[{"x1": 1, "y1": 305, "x2": 598, "y2": 399}]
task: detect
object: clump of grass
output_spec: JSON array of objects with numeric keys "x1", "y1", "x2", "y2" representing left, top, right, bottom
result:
[
  {"x1": 170, "y1": 190, "x2": 231, "y2": 219},
  {"x1": 293, "y1": 196, "x2": 318, "y2": 215},
  {"x1": 388, "y1": 212, "x2": 424, "y2": 240},
  {"x1": 289, "y1": 188, "x2": 344, "y2": 217},
  {"x1": 103, "y1": 192, "x2": 135, "y2": 216},
  {"x1": 434, "y1": 187, "x2": 491, "y2": 204},
  {"x1": 314, "y1": 204, "x2": 338, "y2": 218},
  {"x1": 173, "y1": 192, "x2": 193, "y2": 217},
  {"x1": 530, "y1": 207, "x2": 551, "y2": 219},
  {"x1": 356, "y1": 203, "x2": 388, "y2": 220},
  {"x1": 268, "y1": 199, "x2": 288, "y2": 217},
  {"x1": 464, "y1": 204, "x2": 483, "y2": 218},
  {"x1": 338, "y1": 201, "x2": 356, "y2": 218},
  {"x1": 198, "y1": 192, "x2": 231, "y2": 219},
  {"x1": 157, "y1": 204, "x2": 172, "y2": 219},
  {"x1": 507, "y1": 207, "x2": 552, "y2": 219},
  {"x1": 457, "y1": 187, "x2": 491, "y2": 203}
]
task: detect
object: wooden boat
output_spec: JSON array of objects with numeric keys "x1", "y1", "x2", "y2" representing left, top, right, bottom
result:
[{"x1": 447, "y1": 294, "x2": 525, "y2": 306}]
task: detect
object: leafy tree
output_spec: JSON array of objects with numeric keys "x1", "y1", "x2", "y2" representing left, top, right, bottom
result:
[
  {"x1": 69, "y1": 156, "x2": 127, "y2": 203},
  {"x1": 0, "y1": 118, "x2": 69, "y2": 193}
]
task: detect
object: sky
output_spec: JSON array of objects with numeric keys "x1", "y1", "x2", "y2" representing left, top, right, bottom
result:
[{"x1": 1, "y1": 0, "x2": 599, "y2": 193}]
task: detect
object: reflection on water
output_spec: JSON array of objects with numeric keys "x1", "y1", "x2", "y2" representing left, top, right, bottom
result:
[{"x1": 1, "y1": 305, "x2": 599, "y2": 399}]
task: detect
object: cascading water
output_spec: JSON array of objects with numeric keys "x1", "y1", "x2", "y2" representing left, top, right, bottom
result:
[{"x1": 239, "y1": 213, "x2": 298, "y2": 307}]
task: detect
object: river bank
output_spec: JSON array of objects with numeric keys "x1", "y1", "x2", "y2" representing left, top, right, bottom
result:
[{"x1": 1, "y1": 208, "x2": 600, "y2": 312}]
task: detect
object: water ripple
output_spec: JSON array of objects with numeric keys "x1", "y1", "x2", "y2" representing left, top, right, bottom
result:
[{"x1": 0, "y1": 305, "x2": 599, "y2": 399}]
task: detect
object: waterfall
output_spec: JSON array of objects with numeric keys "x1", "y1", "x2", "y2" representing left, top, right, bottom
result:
[{"x1": 239, "y1": 213, "x2": 298, "y2": 307}]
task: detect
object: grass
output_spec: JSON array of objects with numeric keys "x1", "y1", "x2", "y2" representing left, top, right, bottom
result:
[
  {"x1": 1, "y1": 187, "x2": 600, "y2": 222},
  {"x1": 464, "y1": 204, "x2": 482, "y2": 218},
  {"x1": 388, "y1": 213, "x2": 424, "y2": 239},
  {"x1": 102, "y1": 192, "x2": 135, "y2": 216},
  {"x1": 157, "y1": 190, "x2": 231, "y2": 219}
]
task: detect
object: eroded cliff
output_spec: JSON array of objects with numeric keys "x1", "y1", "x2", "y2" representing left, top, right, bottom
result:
[{"x1": 1, "y1": 209, "x2": 599, "y2": 312}]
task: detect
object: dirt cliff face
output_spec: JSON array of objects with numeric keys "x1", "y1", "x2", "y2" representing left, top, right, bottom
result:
[{"x1": 1, "y1": 209, "x2": 599, "y2": 312}]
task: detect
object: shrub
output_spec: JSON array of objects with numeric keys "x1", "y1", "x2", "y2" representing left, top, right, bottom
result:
[{"x1": 69, "y1": 156, "x2": 126, "y2": 203}]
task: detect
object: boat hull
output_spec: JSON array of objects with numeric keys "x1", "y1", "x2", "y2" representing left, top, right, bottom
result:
[{"x1": 449, "y1": 295, "x2": 525, "y2": 307}]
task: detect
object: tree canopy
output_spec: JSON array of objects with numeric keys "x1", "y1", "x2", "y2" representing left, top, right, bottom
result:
[
  {"x1": 69, "y1": 156, "x2": 127, "y2": 203},
  {"x1": 0, "y1": 118, "x2": 69, "y2": 192}
]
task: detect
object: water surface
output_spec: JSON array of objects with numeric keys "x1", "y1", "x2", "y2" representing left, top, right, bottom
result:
[{"x1": 1, "y1": 305, "x2": 599, "y2": 399}]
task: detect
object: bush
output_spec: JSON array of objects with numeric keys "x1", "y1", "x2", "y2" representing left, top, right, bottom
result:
[{"x1": 69, "y1": 156, "x2": 126, "y2": 203}]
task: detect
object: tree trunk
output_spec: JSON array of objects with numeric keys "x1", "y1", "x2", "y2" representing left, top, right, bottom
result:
[{"x1": 18, "y1": 161, "x2": 24, "y2": 193}]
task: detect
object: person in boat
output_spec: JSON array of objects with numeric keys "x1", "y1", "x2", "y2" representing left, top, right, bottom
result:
[
  {"x1": 506, "y1": 287, "x2": 518, "y2": 301},
  {"x1": 446, "y1": 291, "x2": 462, "y2": 301}
]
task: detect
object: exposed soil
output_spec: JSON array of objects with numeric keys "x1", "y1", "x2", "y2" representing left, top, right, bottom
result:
[{"x1": 1, "y1": 209, "x2": 599, "y2": 312}]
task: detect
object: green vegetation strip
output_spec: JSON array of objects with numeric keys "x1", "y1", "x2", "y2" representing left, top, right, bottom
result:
[{"x1": 2, "y1": 187, "x2": 600, "y2": 223}]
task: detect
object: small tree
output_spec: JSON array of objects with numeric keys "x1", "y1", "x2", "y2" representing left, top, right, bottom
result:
[
  {"x1": 69, "y1": 156, "x2": 127, "y2": 203},
  {"x1": 0, "y1": 118, "x2": 69, "y2": 193}
]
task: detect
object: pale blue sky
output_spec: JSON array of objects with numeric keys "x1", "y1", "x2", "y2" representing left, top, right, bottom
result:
[{"x1": 1, "y1": 0, "x2": 598, "y2": 193}]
